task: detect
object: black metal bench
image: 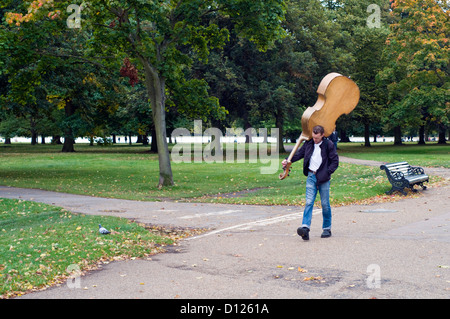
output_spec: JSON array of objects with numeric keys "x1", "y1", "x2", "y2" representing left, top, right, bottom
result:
[{"x1": 380, "y1": 162, "x2": 429, "y2": 195}]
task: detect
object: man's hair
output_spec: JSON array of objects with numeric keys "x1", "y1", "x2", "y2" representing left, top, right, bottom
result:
[{"x1": 312, "y1": 125, "x2": 325, "y2": 135}]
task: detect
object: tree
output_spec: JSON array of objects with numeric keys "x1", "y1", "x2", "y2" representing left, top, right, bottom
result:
[
  {"x1": 85, "y1": 0, "x2": 286, "y2": 187},
  {"x1": 196, "y1": 0, "x2": 349, "y2": 152},
  {"x1": 6, "y1": 0, "x2": 286, "y2": 187},
  {"x1": 3, "y1": 1, "x2": 108, "y2": 151},
  {"x1": 318, "y1": 0, "x2": 392, "y2": 145},
  {"x1": 195, "y1": 36, "x2": 305, "y2": 153},
  {"x1": 378, "y1": 0, "x2": 449, "y2": 144},
  {"x1": 334, "y1": 0, "x2": 391, "y2": 147}
]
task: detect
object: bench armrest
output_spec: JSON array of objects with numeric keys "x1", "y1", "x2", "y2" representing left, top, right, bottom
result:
[
  {"x1": 380, "y1": 164, "x2": 405, "y2": 180},
  {"x1": 410, "y1": 166, "x2": 425, "y2": 175},
  {"x1": 391, "y1": 171, "x2": 405, "y2": 180}
]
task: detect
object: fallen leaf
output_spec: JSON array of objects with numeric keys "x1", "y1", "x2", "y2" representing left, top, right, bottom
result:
[{"x1": 303, "y1": 276, "x2": 323, "y2": 281}]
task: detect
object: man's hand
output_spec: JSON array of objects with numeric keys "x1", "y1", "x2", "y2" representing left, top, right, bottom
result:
[{"x1": 279, "y1": 159, "x2": 291, "y2": 180}]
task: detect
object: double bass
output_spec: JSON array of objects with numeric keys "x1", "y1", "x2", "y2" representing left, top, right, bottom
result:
[{"x1": 279, "y1": 72, "x2": 360, "y2": 180}]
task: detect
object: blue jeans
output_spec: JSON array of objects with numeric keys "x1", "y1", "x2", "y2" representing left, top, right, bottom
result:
[{"x1": 302, "y1": 172, "x2": 332, "y2": 230}]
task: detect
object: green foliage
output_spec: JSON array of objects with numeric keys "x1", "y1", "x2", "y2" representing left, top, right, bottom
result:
[
  {"x1": 0, "y1": 0, "x2": 448, "y2": 157},
  {"x1": 0, "y1": 113, "x2": 28, "y2": 138},
  {"x1": 168, "y1": 78, "x2": 228, "y2": 122},
  {"x1": 378, "y1": 0, "x2": 449, "y2": 136},
  {"x1": 78, "y1": 0, "x2": 287, "y2": 185}
]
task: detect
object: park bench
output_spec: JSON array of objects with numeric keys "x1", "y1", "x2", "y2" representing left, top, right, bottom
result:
[{"x1": 380, "y1": 162, "x2": 429, "y2": 195}]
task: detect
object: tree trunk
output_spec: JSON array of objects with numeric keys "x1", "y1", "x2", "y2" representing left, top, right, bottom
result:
[
  {"x1": 438, "y1": 124, "x2": 447, "y2": 144},
  {"x1": 393, "y1": 126, "x2": 402, "y2": 145},
  {"x1": 142, "y1": 134, "x2": 149, "y2": 146},
  {"x1": 418, "y1": 125, "x2": 426, "y2": 145},
  {"x1": 364, "y1": 123, "x2": 371, "y2": 147},
  {"x1": 244, "y1": 121, "x2": 252, "y2": 144},
  {"x1": 140, "y1": 57, "x2": 174, "y2": 187},
  {"x1": 150, "y1": 125, "x2": 158, "y2": 152},
  {"x1": 52, "y1": 135, "x2": 62, "y2": 144},
  {"x1": 275, "y1": 113, "x2": 285, "y2": 153},
  {"x1": 30, "y1": 117, "x2": 38, "y2": 145},
  {"x1": 62, "y1": 100, "x2": 76, "y2": 152},
  {"x1": 339, "y1": 130, "x2": 351, "y2": 143}
]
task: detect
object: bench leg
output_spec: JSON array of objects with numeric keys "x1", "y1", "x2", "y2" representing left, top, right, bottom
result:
[
  {"x1": 411, "y1": 182, "x2": 427, "y2": 192},
  {"x1": 386, "y1": 187, "x2": 407, "y2": 196}
]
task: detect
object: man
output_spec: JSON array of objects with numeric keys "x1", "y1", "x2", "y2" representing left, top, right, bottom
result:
[{"x1": 282, "y1": 125, "x2": 339, "y2": 240}]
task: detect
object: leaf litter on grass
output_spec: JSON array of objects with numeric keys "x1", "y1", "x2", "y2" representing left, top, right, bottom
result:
[{"x1": 0, "y1": 198, "x2": 206, "y2": 299}]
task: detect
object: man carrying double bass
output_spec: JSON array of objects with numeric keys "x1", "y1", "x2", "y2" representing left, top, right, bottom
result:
[{"x1": 282, "y1": 125, "x2": 339, "y2": 241}]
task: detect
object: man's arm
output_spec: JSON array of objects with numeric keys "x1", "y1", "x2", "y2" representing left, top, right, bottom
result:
[{"x1": 290, "y1": 142, "x2": 307, "y2": 163}]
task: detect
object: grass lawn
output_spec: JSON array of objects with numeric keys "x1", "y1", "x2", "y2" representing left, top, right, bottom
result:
[
  {"x1": 0, "y1": 141, "x2": 448, "y2": 298},
  {"x1": 0, "y1": 197, "x2": 185, "y2": 298},
  {"x1": 0, "y1": 143, "x2": 450, "y2": 205},
  {"x1": 337, "y1": 142, "x2": 450, "y2": 168},
  {"x1": 0, "y1": 142, "x2": 447, "y2": 205}
]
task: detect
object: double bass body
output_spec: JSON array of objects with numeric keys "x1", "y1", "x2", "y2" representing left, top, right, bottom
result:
[
  {"x1": 301, "y1": 72, "x2": 360, "y2": 139},
  {"x1": 279, "y1": 72, "x2": 360, "y2": 180}
]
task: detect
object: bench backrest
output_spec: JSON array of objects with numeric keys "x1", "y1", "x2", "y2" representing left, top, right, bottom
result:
[{"x1": 381, "y1": 162, "x2": 412, "y2": 176}]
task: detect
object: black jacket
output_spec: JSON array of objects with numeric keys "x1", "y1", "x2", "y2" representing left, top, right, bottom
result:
[{"x1": 291, "y1": 138, "x2": 339, "y2": 184}]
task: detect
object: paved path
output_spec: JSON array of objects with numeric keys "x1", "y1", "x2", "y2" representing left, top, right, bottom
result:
[{"x1": 1, "y1": 157, "x2": 449, "y2": 299}]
